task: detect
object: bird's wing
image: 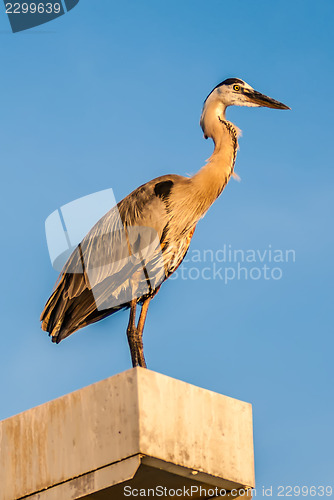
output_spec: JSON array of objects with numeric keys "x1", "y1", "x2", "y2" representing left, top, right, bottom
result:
[
  {"x1": 41, "y1": 175, "x2": 196, "y2": 342},
  {"x1": 41, "y1": 174, "x2": 186, "y2": 340}
]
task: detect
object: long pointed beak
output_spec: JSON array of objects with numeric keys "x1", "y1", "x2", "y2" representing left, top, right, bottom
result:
[{"x1": 243, "y1": 89, "x2": 290, "y2": 110}]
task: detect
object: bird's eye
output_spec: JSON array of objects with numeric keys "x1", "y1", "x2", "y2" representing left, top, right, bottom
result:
[{"x1": 233, "y1": 85, "x2": 240, "y2": 91}]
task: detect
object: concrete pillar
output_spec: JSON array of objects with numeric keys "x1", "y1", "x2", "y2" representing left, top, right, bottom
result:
[{"x1": 0, "y1": 368, "x2": 255, "y2": 499}]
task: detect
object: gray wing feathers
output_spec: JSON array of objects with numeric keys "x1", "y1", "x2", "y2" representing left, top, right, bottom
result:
[{"x1": 41, "y1": 174, "x2": 184, "y2": 341}]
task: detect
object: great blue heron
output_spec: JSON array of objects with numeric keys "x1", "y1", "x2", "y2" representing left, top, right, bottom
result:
[{"x1": 41, "y1": 78, "x2": 289, "y2": 368}]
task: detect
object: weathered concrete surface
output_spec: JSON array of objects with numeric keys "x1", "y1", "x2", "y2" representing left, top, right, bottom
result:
[{"x1": 0, "y1": 368, "x2": 255, "y2": 500}]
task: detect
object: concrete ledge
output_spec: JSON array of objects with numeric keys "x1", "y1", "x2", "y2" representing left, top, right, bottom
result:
[{"x1": 0, "y1": 368, "x2": 255, "y2": 499}]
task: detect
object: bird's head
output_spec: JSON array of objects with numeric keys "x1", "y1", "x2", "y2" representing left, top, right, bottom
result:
[
  {"x1": 200, "y1": 78, "x2": 290, "y2": 138},
  {"x1": 205, "y1": 78, "x2": 290, "y2": 110}
]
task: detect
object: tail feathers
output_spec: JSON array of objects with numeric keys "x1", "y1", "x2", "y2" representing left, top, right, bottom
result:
[
  {"x1": 41, "y1": 259, "x2": 144, "y2": 343},
  {"x1": 40, "y1": 274, "x2": 67, "y2": 333},
  {"x1": 40, "y1": 273, "x2": 123, "y2": 343}
]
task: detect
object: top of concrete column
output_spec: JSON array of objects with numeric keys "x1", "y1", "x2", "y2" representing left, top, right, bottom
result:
[{"x1": 0, "y1": 368, "x2": 255, "y2": 500}]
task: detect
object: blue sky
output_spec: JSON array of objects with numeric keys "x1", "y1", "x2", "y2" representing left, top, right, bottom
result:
[{"x1": 0, "y1": 0, "x2": 333, "y2": 496}]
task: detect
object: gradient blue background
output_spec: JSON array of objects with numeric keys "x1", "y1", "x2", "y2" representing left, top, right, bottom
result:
[{"x1": 0, "y1": 0, "x2": 333, "y2": 496}]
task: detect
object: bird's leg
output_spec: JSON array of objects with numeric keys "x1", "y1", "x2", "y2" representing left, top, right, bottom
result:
[
  {"x1": 127, "y1": 299, "x2": 139, "y2": 367},
  {"x1": 135, "y1": 297, "x2": 152, "y2": 368}
]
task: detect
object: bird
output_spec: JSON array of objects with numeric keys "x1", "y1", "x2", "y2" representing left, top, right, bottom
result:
[{"x1": 40, "y1": 78, "x2": 289, "y2": 368}]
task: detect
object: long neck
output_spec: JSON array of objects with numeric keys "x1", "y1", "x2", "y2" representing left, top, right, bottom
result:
[{"x1": 192, "y1": 100, "x2": 238, "y2": 211}]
